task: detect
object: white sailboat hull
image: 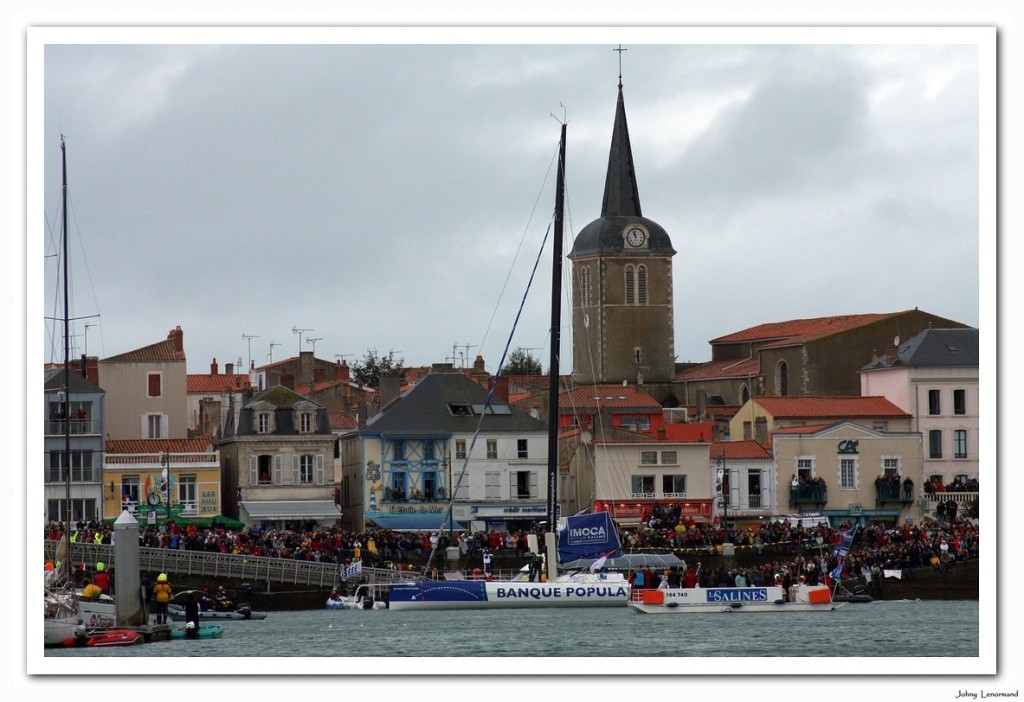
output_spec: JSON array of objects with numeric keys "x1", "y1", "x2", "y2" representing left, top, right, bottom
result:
[{"x1": 388, "y1": 572, "x2": 631, "y2": 611}]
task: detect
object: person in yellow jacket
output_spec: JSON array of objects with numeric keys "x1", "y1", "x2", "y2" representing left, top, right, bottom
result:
[
  {"x1": 152, "y1": 573, "x2": 172, "y2": 624},
  {"x1": 81, "y1": 578, "x2": 102, "y2": 600}
]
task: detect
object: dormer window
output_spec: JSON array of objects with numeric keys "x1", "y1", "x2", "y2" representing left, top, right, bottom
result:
[
  {"x1": 299, "y1": 412, "x2": 313, "y2": 433},
  {"x1": 257, "y1": 412, "x2": 272, "y2": 433}
]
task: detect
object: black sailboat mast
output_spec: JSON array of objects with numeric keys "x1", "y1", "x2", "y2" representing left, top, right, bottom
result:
[
  {"x1": 60, "y1": 135, "x2": 72, "y2": 578},
  {"x1": 545, "y1": 122, "x2": 566, "y2": 530}
]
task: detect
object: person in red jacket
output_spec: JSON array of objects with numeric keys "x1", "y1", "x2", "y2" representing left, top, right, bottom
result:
[{"x1": 93, "y1": 562, "x2": 111, "y2": 594}]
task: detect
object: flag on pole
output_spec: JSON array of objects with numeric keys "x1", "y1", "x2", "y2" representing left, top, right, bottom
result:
[
  {"x1": 589, "y1": 550, "x2": 616, "y2": 572},
  {"x1": 344, "y1": 561, "x2": 363, "y2": 579},
  {"x1": 830, "y1": 524, "x2": 859, "y2": 579},
  {"x1": 573, "y1": 506, "x2": 591, "y2": 516}
]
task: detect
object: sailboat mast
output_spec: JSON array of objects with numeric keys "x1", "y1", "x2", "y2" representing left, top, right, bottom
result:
[
  {"x1": 61, "y1": 136, "x2": 73, "y2": 572},
  {"x1": 545, "y1": 122, "x2": 566, "y2": 530}
]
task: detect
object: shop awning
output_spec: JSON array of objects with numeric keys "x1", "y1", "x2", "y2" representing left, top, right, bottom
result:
[
  {"x1": 241, "y1": 500, "x2": 341, "y2": 520},
  {"x1": 368, "y1": 514, "x2": 466, "y2": 532}
]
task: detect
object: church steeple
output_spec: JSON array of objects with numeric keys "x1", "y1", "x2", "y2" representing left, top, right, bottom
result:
[
  {"x1": 569, "y1": 55, "x2": 676, "y2": 395},
  {"x1": 600, "y1": 83, "x2": 643, "y2": 218}
]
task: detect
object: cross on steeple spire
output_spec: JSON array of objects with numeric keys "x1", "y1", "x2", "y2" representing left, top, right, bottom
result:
[{"x1": 614, "y1": 44, "x2": 627, "y2": 88}]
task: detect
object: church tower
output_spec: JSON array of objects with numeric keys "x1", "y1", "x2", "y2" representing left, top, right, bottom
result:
[{"x1": 569, "y1": 76, "x2": 676, "y2": 392}]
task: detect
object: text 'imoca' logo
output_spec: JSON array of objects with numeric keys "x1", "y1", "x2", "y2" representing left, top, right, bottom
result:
[{"x1": 568, "y1": 525, "x2": 607, "y2": 545}]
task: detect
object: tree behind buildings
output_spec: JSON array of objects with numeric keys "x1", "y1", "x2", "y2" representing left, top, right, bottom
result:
[{"x1": 352, "y1": 348, "x2": 406, "y2": 388}]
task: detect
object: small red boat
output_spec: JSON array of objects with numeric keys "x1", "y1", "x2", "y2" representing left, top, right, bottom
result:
[{"x1": 63, "y1": 628, "x2": 142, "y2": 648}]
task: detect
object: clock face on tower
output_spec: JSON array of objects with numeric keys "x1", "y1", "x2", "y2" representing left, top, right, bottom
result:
[{"x1": 625, "y1": 226, "x2": 647, "y2": 248}]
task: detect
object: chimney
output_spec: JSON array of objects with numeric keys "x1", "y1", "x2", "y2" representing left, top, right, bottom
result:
[
  {"x1": 492, "y1": 375, "x2": 510, "y2": 403},
  {"x1": 473, "y1": 354, "x2": 486, "y2": 372},
  {"x1": 211, "y1": 358, "x2": 219, "y2": 375},
  {"x1": 657, "y1": 426, "x2": 666, "y2": 441},
  {"x1": 380, "y1": 374, "x2": 402, "y2": 407},
  {"x1": 871, "y1": 349, "x2": 878, "y2": 364},
  {"x1": 885, "y1": 346, "x2": 898, "y2": 366},
  {"x1": 338, "y1": 360, "x2": 351, "y2": 381},
  {"x1": 168, "y1": 325, "x2": 184, "y2": 353},
  {"x1": 226, "y1": 362, "x2": 234, "y2": 375}
]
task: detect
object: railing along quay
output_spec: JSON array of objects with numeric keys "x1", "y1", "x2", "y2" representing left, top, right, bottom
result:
[{"x1": 43, "y1": 541, "x2": 421, "y2": 590}]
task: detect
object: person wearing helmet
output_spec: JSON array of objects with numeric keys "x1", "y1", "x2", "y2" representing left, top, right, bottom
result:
[
  {"x1": 93, "y1": 562, "x2": 110, "y2": 595},
  {"x1": 152, "y1": 573, "x2": 172, "y2": 624}
]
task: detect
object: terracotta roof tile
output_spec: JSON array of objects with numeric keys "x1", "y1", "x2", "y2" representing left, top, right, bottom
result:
[
  {"x1": 770, "y1": 423, "x2": 836, "y2": 435},
  {"x1": 711, "y1": 440, "x2": 771, "y2": 460},
  {"x1": 187, "y1": 374, "x2": 251, "y2": 393},
  {"x1": 252, "y1": 356, "x2": 300, "y2": 371},
  {"x1": 711, "y1": 313, "x2": 897, "y2": 346},
  {"x1": 328, "y1": 412, "x2": 359, "y2": 431},
  {"x1": 106, "y1": 438, "x2": 213, "y2": 454},
  {"x1": 102, "y1": 338, "x2": 186, "y2": 363},
  {"x1": 561, "y1": 385, "x2": 662, "y2": 410},
  {"x1": 754, "y1": 395, "x2": 910, "y2": 418},
  {"x1": 675, "y1": 357, "x2": 761, "y2": 381}
]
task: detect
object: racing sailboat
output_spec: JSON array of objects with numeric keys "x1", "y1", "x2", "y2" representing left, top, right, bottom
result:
[
  {"x1": 388, "y1": 122, "x2": 631, "y2": 611},
  {"x1": 43, "y1": 136, "x2": 84, "y2": 645}
]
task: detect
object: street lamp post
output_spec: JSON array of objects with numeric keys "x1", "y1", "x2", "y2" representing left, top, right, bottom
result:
[
  {"x1": 717, "y1": 452, "x2": 729, "y2": 526},
  {"x1": 161, "y1": 451, "x2": 171, "y2": 526}
]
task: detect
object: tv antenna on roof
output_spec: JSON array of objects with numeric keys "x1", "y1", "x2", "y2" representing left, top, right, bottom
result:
[
  {"x1": 268, "y1": 341, "x2": 281, "y2": 362},
  {"x1": 307, "y1": 337, "x2": 323, "y2": 355},
  {"x1": 242, "y1": 333, "x2": 260, "y2": 370},
  {"x1": 293, "y1": 326, "x2": 312, "y2": 354}
]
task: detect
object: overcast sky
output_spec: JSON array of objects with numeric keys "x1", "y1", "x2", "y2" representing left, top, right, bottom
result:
[{"x1": 36, "y1": 28, "x2": 986, "y2": 376}]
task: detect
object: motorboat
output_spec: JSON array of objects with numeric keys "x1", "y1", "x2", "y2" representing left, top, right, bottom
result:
[
  {"x1": 628, "y1": 583, "x2": 848, "y2": 614},
  {"x1": 326, "y1": 584, "x2": 387, "y2": 610}
]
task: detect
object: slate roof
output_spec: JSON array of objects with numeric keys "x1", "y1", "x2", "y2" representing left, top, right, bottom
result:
[
  {"x1": 363, "y1": 372, "x2": 547, "y2": 437},
  {"x1": 569, "y1": 84, "x2": 674, "y2": 258},
  {"x1": 861, "y1": 327, "x2": 979, "y2": 370},
  {"x1": 754, "y1": 395, "x2": 910, "y2": 419},
  {"x1": 245, "y1": 385, "x2": 324, "y2": 410},
  {"x1": 101, "y1": 338, "x2": 186, "y2": 363},
  {"x1": 44, "y1": 366, "x2": 104, "y2": 393}
]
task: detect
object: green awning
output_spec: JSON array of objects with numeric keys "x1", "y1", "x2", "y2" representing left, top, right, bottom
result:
[{"x1": 187, "y1": 515, "x2": 245, "y2": 529}]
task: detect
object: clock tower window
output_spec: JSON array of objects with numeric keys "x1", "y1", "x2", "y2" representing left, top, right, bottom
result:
[{"x1": 624, "y1": 264, "x2": 648, "y2": 306}]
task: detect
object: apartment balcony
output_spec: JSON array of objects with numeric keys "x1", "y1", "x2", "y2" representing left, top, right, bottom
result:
[
  {"x1": 45, "y1": 419, "x2": 101, "y2": 436},
  {"x1": 875, "y1": 482, "x2": 916, "y2": 508},
  {"x1": 789, "y1": 484, "x2": 828, "y2": 508}
]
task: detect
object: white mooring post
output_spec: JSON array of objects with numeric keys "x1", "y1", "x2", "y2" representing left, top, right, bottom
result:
[{"x1": 113, "y1": 510, "x2": 144, "y2": 626}]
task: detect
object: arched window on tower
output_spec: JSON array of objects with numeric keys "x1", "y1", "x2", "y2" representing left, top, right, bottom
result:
[
  {"x1": 776, "y1": 360, "x2": 789, "y2": 396},
  {"x1": 740, "y1": 385, "x2": 750, "y2": 405},
  {"x1": 580, "y1": 265, "x2": 592, "y2": 307},
  {"x1": 624, "y1": 264, "x2": 647, "y2": 306}
]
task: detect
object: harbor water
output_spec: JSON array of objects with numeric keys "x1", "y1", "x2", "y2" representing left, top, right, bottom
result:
[{"x1": 39, "y1": 599, "x2": 984, "y2": 674}]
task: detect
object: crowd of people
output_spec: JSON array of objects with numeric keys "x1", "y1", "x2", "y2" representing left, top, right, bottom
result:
[
  {"x1": 45, "y1": 508, "x2": 979, "y2": 586},
  {"x1": 924, "y1": 476, "x2": 980, "y2": 493}
]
